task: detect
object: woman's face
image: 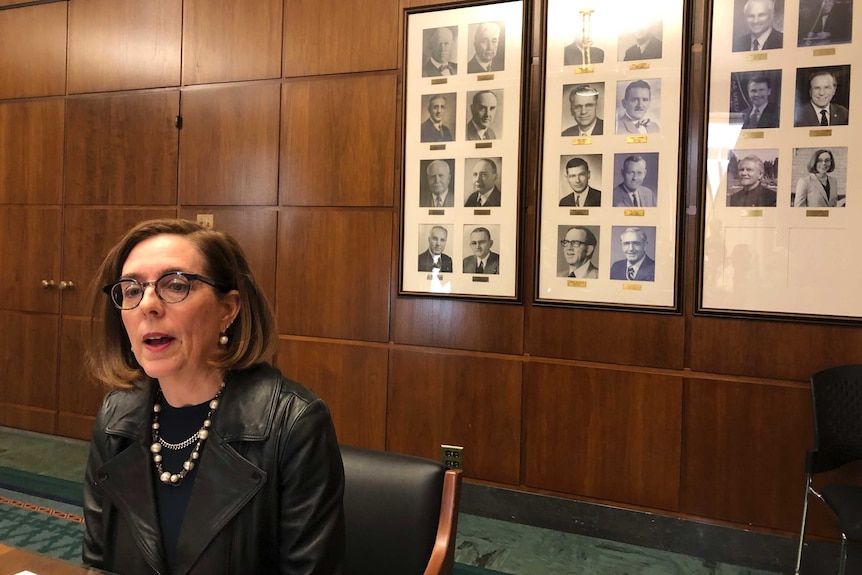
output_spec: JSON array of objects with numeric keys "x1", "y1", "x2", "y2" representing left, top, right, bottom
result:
[
  {"x1": 119, "y1": 234, "x2": 239, "y2": 388},
  {"x1": 815, "y1": 152, "x2": 832, "y2": 174}
]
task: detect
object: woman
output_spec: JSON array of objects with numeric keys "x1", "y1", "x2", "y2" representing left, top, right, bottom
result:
[
  {"x1": 82, "y1": 219, "x2": 344, "y2": 574},
  {"x1": 794, "y1": 149, "x2": 840, "y2": 207}
]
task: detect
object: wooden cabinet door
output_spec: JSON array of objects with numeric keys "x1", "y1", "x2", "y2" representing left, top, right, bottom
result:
[
  {"x1": 183, "y1": 0, "x2": 282, "y2": 85},
  {"x1": 179, "y1": 84, "x2": 280, "y2": 206},
  {"x1": 67, "y1": 0, "x2": 182, "y2": 94},
  {"x1": 65, "y1": 92, "x2": 180, "y2": 205},
  {"x1": 0, "y1": 206, "x2": 61, "y2": 314},
  {"x1": 61, "y1": 207, "x2": 178, "y2": 317},
  {"x1": 0, "y1": 100, "x2": 64, "y2": 205},
  {"x1": 0, "y1": 2, "x2": 67, "y2": 99}
]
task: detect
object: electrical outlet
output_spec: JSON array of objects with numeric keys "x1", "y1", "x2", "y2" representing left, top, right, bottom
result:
[
  {"x1": 440, "y1": 444, "x2": 464, "y2": 471},
  {"x1": 196, "y1": 213, "x2": 214, "y2": 230}
]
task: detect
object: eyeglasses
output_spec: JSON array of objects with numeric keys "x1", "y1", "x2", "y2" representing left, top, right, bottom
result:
[
  {"x1": 560, "y1": 240, "x2": 587, "y2": 248},
  {"x1": 103, "y1": 272, "x2": 221, "y2": 310}
]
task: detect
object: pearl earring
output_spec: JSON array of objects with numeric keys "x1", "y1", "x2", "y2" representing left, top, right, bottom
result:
[{"x1": 219, "y1": 333, "x2": 229, "y2": 346}]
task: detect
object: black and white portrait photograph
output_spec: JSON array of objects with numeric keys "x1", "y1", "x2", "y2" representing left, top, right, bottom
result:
[
  {"x1": 798, "y1": 0, "x2": 853, "y2": 46},
  {"x1": 462, "y1": 225, "x2": 500, "y2": 274},
  {"x1": 559, "y1": 154, "x2": 602, "y2": 207},
  {"x1": 417, "y1": 224, "x2": 454, "y2": 272},
  {"x1": 556, "y1": 225, "x2": 600, "y2": 278},
  {"x1": 612, "y1": 153, "x2": 659, "y2": 207},
  {"x1": 466, "y1": 89, "x2": 503, "y2": 140},
  {"x1": 729, "y1": 70, "x2": 782, "y2": 129},
  {"x1": 422, "y1": 26, "x2": 459, "y2": 77},
  {"x1": 420, "y1": 93, "x2": 457, "y2": 143},
  {"x1": 419, "y1": 158, "x2": 456, "y2": 207},
  {"x1": 610, "y1": 226, "x2": 657, "y2": 282},
  {"x1": 615, "y1": 78, "x2": 662, "y2": 135},
  {"x1": 790, "y1": 147, "x2": 847, "y2": 207},
  {"x1": 561, "y1": 83, "x2": 605, "y2": 137},
  {"x1": 467, "y1": 21, "x2": 506, "y2": 73},
  {"x1": 793, "y1": 65, "x2": 851, "y2": 127},
  {"x1": 724, "y1": 149, "x2": 779, "y2": 207},
  {"x1": 564, "y1": 29, "x2": 605, "y2": 66},
  {"x1": 619, "y1": 17, "x2": 664, "y2": 61},
  {"x1": 464, "y1": 157, "x2": 502, "y2": 207},
  {"x1": 732, "y1": 0, "x2": 785, "y2": 52}
]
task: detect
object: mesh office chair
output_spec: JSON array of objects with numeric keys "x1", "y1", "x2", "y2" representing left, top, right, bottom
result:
[
  {"x1": 795, "y1": 365, "x2": 862, "y2": 575},
  {"x1": 340, "y1": 445, "x2": 462, "y2": 575}
]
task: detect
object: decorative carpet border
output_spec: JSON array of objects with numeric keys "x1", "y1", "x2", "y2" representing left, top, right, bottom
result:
[{"x1": 0, "y1": 495, "x2": 84, "y2": 523}]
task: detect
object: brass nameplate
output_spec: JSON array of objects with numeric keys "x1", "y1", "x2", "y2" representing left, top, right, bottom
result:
[
  {"x1": 624, "y1": 209, "x2": 645, "y2": 216},
  {"x1": 742, "y1": 131, "x2": 764, "y2": 139},
  {"x1": 809, "y1": 129, "x2": 832, "y2": 137},
  {"x1": 472, "y1": 276, "x2": 490, "y2": 282},
  {"x1": 430, "y1": 144, "x2": 446, "y2": 151},
  {"x1": 477, "y1": 73, "x2": 495, "y2": 81},
  {"x1": 627, "y1": 135, "x2": 648, "y2": 144},
  {"x1": 575, "y1": 66, "x2": 594, "y2": 74},
  {"x1": 622, "y1": 283, "x2": 643, "y2": 290},
  {"x1": 571, "y1": 137, "x2": 592, "y2": 145},
  {"x1": 741, "y1": 209, "x2": 763, "y2": 217},
  {"x1": 473, "y1": 209, "x2": 491, "y2": 215},
  {"x1": 431, "y1": 78, "x2": 448, "y2": 85},
  {"x1": 428, "y1": 209, "x2": 445, "y2": 215},
  {"x1": 629, "y1": 62, "x2": 650, "y2": 70},
  {"x1": 813, "y1": 48, "x2": 836, "y2": 57},
  {"x1": 569, "y1": 209, "x2": 589, "y2": 216},
  {"x1": 475, "y1": 142, "x2": 492, "y2": 149},
  {"x1": 806, "y1": 209, "x2": 829, "y2": 217},
  {"x1": 567, "y1": 279, "x2": 588, "y2": 288},
  {"x1": 746, "y1": 52, "x2": 768, "y2": 61}
]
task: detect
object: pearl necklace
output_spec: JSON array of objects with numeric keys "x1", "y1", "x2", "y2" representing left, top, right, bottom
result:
[{"x1": 150, "y1": 382, "x2": 225, "y2": 486}]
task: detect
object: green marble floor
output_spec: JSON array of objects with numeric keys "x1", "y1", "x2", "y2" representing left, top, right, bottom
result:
[{"x1": 0, "y1": 427, "x2": 780, "y2": 574}]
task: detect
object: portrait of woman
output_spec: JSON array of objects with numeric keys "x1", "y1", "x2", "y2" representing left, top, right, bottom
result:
[
  {"x1": 794, "y1": 149, "x2": 842, "y2": 207},
  {"x1": 82, "y1": 219, "x2": 344, "y2": 574}
]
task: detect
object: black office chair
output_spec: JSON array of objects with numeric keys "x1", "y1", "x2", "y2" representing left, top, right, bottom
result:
[
  {"x1": 795, "y1": 365, "x2": 862, "y2": 575},
  {"x1": 340, "y1": 444, "x2": 462, "y2": 575}
]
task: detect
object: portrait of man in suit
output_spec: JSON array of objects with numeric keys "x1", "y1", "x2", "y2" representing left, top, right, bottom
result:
[
  {"x1": 616, "y1": 79, "x2": 661, "y2": 135},
  {"x1": 468, "y1": 22, "x2": 505, "y2": 73},
  {"x1": 726, "y1": 154, "x2": 778, "y2": 206},
  {"x1": 732, "y1": 0, "x2": 784, "y2": 52},
  {"x1": 419, "y1": 159, "x2": 455, "y2": 207},
  {"x1": 610, "y1": 227, "x2": 656, "y2": 282},
  {"x1": 466, "y1": 90, "x2": 500, "y2": 141},
  {"x1": 612, "y1": 155, "x2": 658, "y2": 207},
  {"x1": 798, "y1": 0, "x2": 852, "y2": 46},
  {"x1": 463, "y1": 226, "x2": 500, "y2": 274},
  {"x1": 622, "y1": 20, "x2": 663, "y2": 61},
  {"x1": 420, "y1": 94, "x2": 455, "y2": 143},
  {"x1": 732, "y1": 72, "x2": 781, "y2": 129},
  {"x1": 418, "y1": 225, "x2": 453, "y2": 272},
  {"x1": 562, "y1": 83, "x2": 604, "y2": 137},
  {"x1": 422, "y1": 27, "x2": 458, "y2": 77},
  {"x1": 559, "y1": 156, "x2": 601, "y2": 207},
  {"x1": 464, "y1": 158, "x2": 501, "y2": 207},
  {"x1": 557, "y1": 226, "x2": 599, "y2": 279},
  {"x1": 794, "y1": 68, "x2": 850, "y2": 127}
]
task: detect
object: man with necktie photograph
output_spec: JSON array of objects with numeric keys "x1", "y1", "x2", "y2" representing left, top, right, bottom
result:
[
  {"x1": 794, "y1": 67, "x2": 850, "y2": 127},
  {"x1": 616, "y1": 79, "x2": 661, "y2": 135},
  {"x1": 420, "y1": 93, "x2": 456, "y2": 143},
  {"x1": 610, "y1": 226, "x2": 656, "y2": 281},
  {"x1": 557, "y1": 226, "x2": 599, "y2": 279},
  {"x1": 422, "y1": 26, "x2": 458, "y2": 77},
  {"x1": 732, "y1": 0, "x2": 785, "y2": 51},
  {"x1": 612, "y1": 154, "x2": 658, "y2": 207}
]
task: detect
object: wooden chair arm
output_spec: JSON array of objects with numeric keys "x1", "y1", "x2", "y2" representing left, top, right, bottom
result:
[{"x1": 423, "y1": 469, "x2": 463, "y2": 575}]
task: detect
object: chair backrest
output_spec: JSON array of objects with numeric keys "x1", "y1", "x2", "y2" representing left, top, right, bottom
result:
[
  {"x1": 810, "y1": 365, "x2": 862, "y2": 473},
  {"x1": 340, "y1": 445, "x2": 461, "y2": 575}
]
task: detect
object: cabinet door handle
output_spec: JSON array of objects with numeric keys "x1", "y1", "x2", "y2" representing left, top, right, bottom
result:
[
  {"x1": 41, "y1": 280, "x2": 56, "y2": 289},
  {"x1": 59, "y1": 280, "x2": 75, "y2": 290}
]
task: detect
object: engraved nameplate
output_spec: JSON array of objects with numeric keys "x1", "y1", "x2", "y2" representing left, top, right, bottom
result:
[
  {"x1": 624, "y1": 209, "x2": 645, "y2": 216},
  {"x1": 627, "y1": 135, "x2": 648, "y2": 144}
]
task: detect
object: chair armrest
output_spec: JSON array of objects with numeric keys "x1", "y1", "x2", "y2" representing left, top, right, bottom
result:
[{"x1": 423, "y1": 469, "x2": 462, "y2": 575}]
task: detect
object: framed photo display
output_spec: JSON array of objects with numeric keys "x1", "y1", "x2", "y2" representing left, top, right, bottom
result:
[
  {"x1": 699, "y1": 0, "x2": 859, "y2": 319},
  {"x1": 535, "y1": 0, "x2": 686, "y2": 309},
  {"x1": 400, "y1": 1, "x2": 526, "y2": 299}
]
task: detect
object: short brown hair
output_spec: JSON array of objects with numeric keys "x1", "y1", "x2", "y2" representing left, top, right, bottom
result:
[{"x1": 86, "y1": 219, "x2": 278, "y2": 388}]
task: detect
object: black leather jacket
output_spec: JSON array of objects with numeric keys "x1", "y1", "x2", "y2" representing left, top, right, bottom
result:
[{"x1": 83, "y1": 363, "x2": 345, "y2": 575}]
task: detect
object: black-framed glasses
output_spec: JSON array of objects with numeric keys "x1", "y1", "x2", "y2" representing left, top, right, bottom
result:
[
  {"x1": 103, "y1": 272, "x2": 222, "y2": 310},
  {"x1": 560, "y1": 240, "x2": 586, "y2": 248}
]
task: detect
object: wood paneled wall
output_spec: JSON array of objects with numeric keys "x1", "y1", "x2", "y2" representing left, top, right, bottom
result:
[{"x1": 0, "y1": 0, "x2": 859, "y2": 542}]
